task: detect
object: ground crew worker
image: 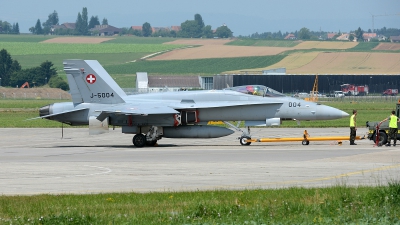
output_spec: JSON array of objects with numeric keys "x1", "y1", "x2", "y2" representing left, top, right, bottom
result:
[
  {"x1": 380, "y1": 110, "x2": 400, "y2": 147},
  {"x1": 349, "y1": 109, "x2": 357, "y2": 145}
]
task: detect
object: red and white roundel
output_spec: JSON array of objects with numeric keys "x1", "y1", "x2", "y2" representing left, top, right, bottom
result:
[{"x1": 86, "y1": 74, "x2": 96, "y2": 84}]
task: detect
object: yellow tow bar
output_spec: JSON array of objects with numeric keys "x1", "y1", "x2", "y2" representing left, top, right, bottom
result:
[{"x1": 241, "y1": 130, "x2": 364, "y2": 146}]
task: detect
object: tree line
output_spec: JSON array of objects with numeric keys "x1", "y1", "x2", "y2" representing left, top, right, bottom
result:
[
  {"x1": 30, "y1": 8, "x2": 109, "y2": 36},
  {"x1": 29, "y1": 8, "x2": 233, "y2": 38},
  {"x1": 0, "y1": 20, "x2": 20, "y2": 34},
  {"x1": 123, "y1": 14, "x2": 233, "y2": 38},
  {"x1": 0, "y1": 49, "x2": 68, "y2": 90},
  {"x1": 246, "y1": 26, "x2": 400, "y2": 41}
]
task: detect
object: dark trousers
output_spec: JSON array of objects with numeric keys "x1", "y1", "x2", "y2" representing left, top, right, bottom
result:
[
  {"x1": 350, "y1": 127, "x2": 356, "y2": 143},
  {"x1": 388, "y1": 128, "x2": 398, "y2": 144}
]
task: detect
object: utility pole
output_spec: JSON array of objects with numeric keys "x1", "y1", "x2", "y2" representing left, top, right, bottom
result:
[{"x1": 370, "y1": 12, "x2": 400, "y2": 32}]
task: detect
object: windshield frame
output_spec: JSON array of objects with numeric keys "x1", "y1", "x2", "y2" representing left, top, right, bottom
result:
[{"x1": 224, "y1": 85, "x2": 286, "y2": 97}]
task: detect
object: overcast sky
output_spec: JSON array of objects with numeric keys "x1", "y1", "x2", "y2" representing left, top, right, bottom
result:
[{"x1": 1, "y1": 0, "x2": 399, "y2": 36}]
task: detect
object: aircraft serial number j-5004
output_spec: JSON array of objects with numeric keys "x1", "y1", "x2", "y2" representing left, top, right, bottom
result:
[{"x1": 36, "y1": 60, "x2": 348, "y2": 147}]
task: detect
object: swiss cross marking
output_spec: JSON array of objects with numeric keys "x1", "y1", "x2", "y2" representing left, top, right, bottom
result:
[{"x1": 86, "y1": 74, "x2": 96, "y2": 84}]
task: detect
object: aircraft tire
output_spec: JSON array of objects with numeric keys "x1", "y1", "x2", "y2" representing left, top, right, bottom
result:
[
  {"x1": 133, "y1": 134, "x2": 146, "y2": 147},
  {"x1": 302, "y1": 140, "x2": 310, "y2": 145},
  {"x1": 240, "y1": 137, "x2": 251, "y2": 145}
]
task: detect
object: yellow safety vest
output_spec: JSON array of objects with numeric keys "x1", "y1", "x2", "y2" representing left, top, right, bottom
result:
[
  {"x1": 350, "y1": 115, "x2": 355, "y2": 127},
  {"x1": 389, "y1": 115, "x2": 398, "y2": 128}
]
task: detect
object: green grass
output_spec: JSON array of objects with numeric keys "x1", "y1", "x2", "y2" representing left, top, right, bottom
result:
[
  {"x1": 0, "y1": 34, "x2": 53, "y2": 42},
  {"x1": 103, "y1": 36, "x2": 177, "y2": 44},
  {"x1": 226, "y1": 39, "x2": 299, "y2": 47},
  {"x1": 1, "y1": 182, "x2": 400, "y2": 224},
  {"x1": 346, "y1": 42, "x2": 380, "y2": 52},
  {"x1": 105, "y1": 55, "x2": 286, "y2": 75},
  {"x1": 0, "y1": 42, "x2": 183, "y2": 55},
  {"x1": 13, "y1": 52, "x2": 152, "y2": 70}
]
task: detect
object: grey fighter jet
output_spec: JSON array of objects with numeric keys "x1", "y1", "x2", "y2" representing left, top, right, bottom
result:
[{"x1": 38, "y1": 60, "x2": 348, "y2": 147}]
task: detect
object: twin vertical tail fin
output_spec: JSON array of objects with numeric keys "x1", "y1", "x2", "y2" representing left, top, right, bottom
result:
[{"x1": 64, "y1": 60, "x2": 127, "y2": 104}]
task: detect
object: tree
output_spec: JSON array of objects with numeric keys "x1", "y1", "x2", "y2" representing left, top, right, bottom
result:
[
  {"x1": 349, "y1": 34, "x2": 355, "y2": 42},
  {"x1": 42, "y1": 10, "x2": 59, "y2": 34},
  {"x1": 142, "y1": 22, "x2": 152, "y2": 37},
  {"x1": 355, "y1": 27, "x2": 364, "y2": 42},
  {"x1": 194, "y1": 14, "x2": 205, "y2": 28},
  {"x1": 81, "y1": 7, "x2": 88, "y2": 35},
  {"x1": 0, "y1": 21, "x2": 11, "y2": 33},
  {"x1": 0, "y1": 49, "x2": 18, "y2": 86},
  {"x1": 49, "y1": 76, "x2": 69, "y2": 91},
  {"x1": 9, "y1": 61, "x2": 58, "y2": 87},
  {"x1": 102, "y1": 18, "x2": 108, "y2": 25},
  {"x1": 34, "y1": 19, "x2": 43, "y2": 34},
  {"x1": 43, "y1": 10, "x2": 59, "y2": 27},
  {"x1": 88, "y1": 16, "x2": 100, "y2": 29},
  {"x1": 215, "y1": 24, "x2": 233, "y2": 38},
  {"x1": 39, "y1": 61, "x2": 57, "y2": 82},
  {"x1": 194, "y1": 13, "x2": 205, "y2": 36},
  {"x1": 29, "y1": 27, "x2": 35, "y2": 34},
  {"x1": 298, "y1": 27, "x2": 311, "y2": 39},
  {"x1": 179, "y1": 14, "x2": 205, "y2": 38},
  {"x1": 10, "y1": 67, "x2": 40, "y2": 88},
  {"x1": 75, "y1": 12, "x2": 83, "y2": 35},
  {"x1": 14, "y1": 23, "x2": 20, "y2": 34},
  {"x1": 179, "y1": 20, "x2": 200, "y2": 38},
  {"x1": 202, "y1": 25, "x2": 213, "y2": 38}
]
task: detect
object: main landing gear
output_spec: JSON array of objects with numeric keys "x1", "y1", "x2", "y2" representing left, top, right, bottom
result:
[{"x1": 132, "y1": 126, "x2": 160, "y2": 147}]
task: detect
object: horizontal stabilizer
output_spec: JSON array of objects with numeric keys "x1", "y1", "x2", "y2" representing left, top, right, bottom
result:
[{"x1": 28, "y1": 108, "x2": 88, "y2": 120}]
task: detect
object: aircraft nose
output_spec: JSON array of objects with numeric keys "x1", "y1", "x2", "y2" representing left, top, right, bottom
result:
[{"x1": 316, "y1": 105, "x2": 349, "y2": 120}]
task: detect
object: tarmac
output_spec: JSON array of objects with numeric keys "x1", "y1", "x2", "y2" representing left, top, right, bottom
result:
[{"x1": 1, "y1": 127, "x2": 400, "y2": 195}]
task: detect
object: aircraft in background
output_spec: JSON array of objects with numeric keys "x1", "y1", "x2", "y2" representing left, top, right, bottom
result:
[{"x1": 37, "y1": 60, "x2": 349, "y2": 147}]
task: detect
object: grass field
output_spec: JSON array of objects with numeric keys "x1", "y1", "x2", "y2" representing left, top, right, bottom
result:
[
  {"x1": 0, "y1": 34, "x2": 53, "y2": 42},
  {"x1": 105, "y1": 55, "x2": 286, "y2": 75},
  {"x1": 1, "y1": 182, "x2": 399, "y2": 224},
  {"x1": 0, "y1": 42, "x2": 182, "y2": 55},
  {"x1": 13, "y1": 52, "x2": 150, "y2": 70}
]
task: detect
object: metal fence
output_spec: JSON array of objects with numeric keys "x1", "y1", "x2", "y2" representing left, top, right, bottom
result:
[
  {"x1": 307, "y1": 95, "x2": 400, "y2": 102},
  {"x1": 0, "y1": 92, "x2": 72, "y2": 100}
]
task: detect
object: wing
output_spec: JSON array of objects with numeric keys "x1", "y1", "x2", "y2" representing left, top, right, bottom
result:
[{"x1": 96, "y1": 103, "x2": 179, "y2": 121}]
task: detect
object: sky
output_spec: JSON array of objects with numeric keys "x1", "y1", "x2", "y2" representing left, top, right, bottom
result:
[{"x1": 1, "y1": 0, "x2": 400, "y2": 36}]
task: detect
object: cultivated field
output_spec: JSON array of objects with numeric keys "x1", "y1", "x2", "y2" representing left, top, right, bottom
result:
[
  {"x1": 42, "y1": 37, "x2": 115, "y2": 43},
  {"x1": 1, "y1": 35, "x2": 400, "y2": 76},
  {"x1": 373, "y1": 42, "x2": 400, "y2": 50},
  {"x1": 293, "y1": 41, "x2": 358, "y2": 49},
  {"x1": 149, "y1": 45, "x2": 290, "y2": 60}
]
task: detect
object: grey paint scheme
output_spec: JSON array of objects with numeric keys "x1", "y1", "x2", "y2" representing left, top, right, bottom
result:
[{"x1": 39, "y1": 60, "x2": 349, "y2": 146}]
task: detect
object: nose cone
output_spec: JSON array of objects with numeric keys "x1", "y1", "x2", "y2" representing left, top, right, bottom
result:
[{"x1": 316, "y1": 105, "x2": 349, "y2": 120}]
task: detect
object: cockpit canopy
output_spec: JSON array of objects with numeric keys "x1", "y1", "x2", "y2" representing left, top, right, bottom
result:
[{"x1": 224, "y1": 85, "x2": 285, "y2": 97}]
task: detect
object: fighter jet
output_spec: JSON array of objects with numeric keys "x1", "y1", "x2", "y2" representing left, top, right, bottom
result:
[{"x1": 38, "y1": 60, "x2": 348, "y2": 147}]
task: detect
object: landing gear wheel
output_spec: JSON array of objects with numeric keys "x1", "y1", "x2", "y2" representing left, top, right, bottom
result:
[
  {"x1": 132, "y1": 134, "x2": 146, "y2": 147},
  {"x1": 240, "y1": 137, "x2": 251, "y2": 145},
  {"x1": 302, "y1": 140, "x2": 310, "y2": 145}
]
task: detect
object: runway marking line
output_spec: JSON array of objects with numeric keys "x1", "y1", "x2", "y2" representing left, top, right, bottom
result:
[{"x1": 55, "y1": 165, "x2": 112, "y2": 179}]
